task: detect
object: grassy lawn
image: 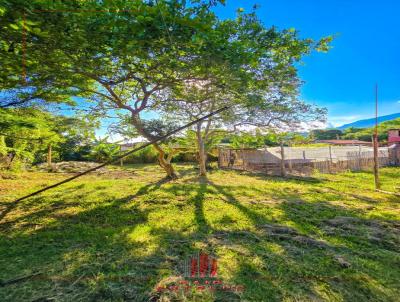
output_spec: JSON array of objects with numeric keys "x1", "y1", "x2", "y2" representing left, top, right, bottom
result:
[{"x1": 0, "y1": 164, "x2": 399, "y2": 301}]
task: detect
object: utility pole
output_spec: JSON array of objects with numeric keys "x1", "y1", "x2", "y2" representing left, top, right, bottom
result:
[{"x1": 373, "y1": 84, "x2": 380, "y2": 189}]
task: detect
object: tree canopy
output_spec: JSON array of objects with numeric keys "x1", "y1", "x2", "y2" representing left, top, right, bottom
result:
[{"x1": 1, "y1": 0, "x2": 331, "y2": 176}]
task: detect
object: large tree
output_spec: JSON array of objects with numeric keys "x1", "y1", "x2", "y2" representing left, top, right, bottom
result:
[
  {"x1": 5, "y1": 0, "x2": 235, "y2": 178},
  {"x1": 161, "y1": 10, "x2": 330, "y2": 175},
  {"x1": 2, "y1": 0, "x2": 330, "y2": 178},
  {"x1": 0, "y1": 0, "x2": 84, "y2": 109}
]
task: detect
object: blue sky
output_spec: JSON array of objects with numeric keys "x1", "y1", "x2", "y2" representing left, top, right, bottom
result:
[
  {"x1": 92, "y1": 0, "x2": 400, "y2": 139},
  {"x1": 214, "y1": 0, "x2": 400, "y2": 127}
]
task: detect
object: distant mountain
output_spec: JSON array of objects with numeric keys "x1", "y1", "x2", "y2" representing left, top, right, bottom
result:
[{"x1": 337, "y1": 113, "x2": 400, "y2": 130}]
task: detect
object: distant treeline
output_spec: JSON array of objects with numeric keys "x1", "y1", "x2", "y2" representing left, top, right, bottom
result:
[
  {"x1": 309, "y1": 118, "x2": 400, "y2": 142},
  {"x1": 2, "y1": 105, "x2": 399, "y2": 170}
]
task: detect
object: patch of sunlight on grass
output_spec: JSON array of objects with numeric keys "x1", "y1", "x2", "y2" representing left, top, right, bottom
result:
[
  {"x1": 269, "y1": 208, "x2": 286, "y2": 221},
  {"x1": 216, "y1": 249, "x2": 241, "y2": 277},
  {"x1": 368, "y1": 211, "x2": 400, "y2": 220},
  {"x1": 149, "y1": 208, "x2": 193, "y2": 231},
  {"x1": 127, "y1": 225, "x2": 152, "y2": 244},
  {"x1": 323, "y1": 236, "x2": 353, "y2": 248},
  {"x1": 266, "y1": 242, "x2": 286, "y2": 256},
  {"x1": 252, "y1": 255, "x2": 265, "y2": 267},
  {"x1": 353, "y1": 273, "x2": 392, "y2": 297},
  {"x1": 312, "y1": 282, "x2": 343, "y2": 302},
  {"x1": 127, "y1": 226, "x2": 159, "y2": 257}
]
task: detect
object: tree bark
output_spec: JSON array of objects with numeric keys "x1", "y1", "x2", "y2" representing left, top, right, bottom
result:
[
  {"x1": 196, "y1": 122, "x2": 207, "y2": 176},
  {"x1": 131, "y1": 114, "x2": 178, "y2": 179},
  {"x1": 152, "y1": 143, "x2": 178, "y2": 179},
  {"x1": 47, "y1": 143, "x2": 52, "y2": 168}
]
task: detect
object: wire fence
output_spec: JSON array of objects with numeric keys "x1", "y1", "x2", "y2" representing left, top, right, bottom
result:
[{"x1": 218, "y1": 145, "x2": 400, "y2": 176}]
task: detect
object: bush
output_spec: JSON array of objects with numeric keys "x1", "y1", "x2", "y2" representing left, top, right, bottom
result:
[{"x1": 123, "y1": 145, "x2": 158, "y2": 164}]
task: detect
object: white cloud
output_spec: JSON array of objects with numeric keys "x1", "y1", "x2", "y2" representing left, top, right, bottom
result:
[
  {"x1": 298, "y1": 121, "x2": 327, "y2": 131},
  {"x1": 107, "y1": 134, "x2": 147, "y2": 144}
]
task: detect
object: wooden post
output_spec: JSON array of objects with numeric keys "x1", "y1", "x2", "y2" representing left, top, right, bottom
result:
[
  {"x1": 120, "y1": 145, "x2": 123, "y2": 167},
  {"x1": 218, "y1": 148, "x2": 221, "y2": 168},
  {"x1": 287, "y1": 143, "x2": 293, "y2": 173},
  {"x1": 288, "y1": 155, "x2": 293, "y2": 173},
  {"x1": 373, "y1": 84, "x2": 380, "y2": 189},
  {"x1": 395, "y1": 144, "x2": 400, "y2": 166},
  {"x1": 358, "y1": 145, "x2": 362, "y2": 170},
  {"x1": 280, "y1": 142, "x2": 286, "y2": 177},
  {"x1": 328, "y1": 146, "x2": 333, "y2": 173},
  {"x1": 373, "y1": 134, "x2": 380, "y2": 189},
  {"x1": 47, "y1": 143, "x2": 52, "y2": 167}
]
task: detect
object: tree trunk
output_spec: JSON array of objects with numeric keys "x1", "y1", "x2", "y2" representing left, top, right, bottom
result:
[
  {"x1": 196, "y1": 122, "x2": 207, "y2": 176},
  {"x1": 152, "y1": 143, "x2": 178, "y2": 179},
  {"x1": 131, "y1": 114, "x2": 178, "y2": 179},
  {"x1": 47, "y1": 143, "x2": 52, "y2": 168}
]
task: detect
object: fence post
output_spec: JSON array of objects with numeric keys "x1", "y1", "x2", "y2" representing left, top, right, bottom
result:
[
  {"x1": 396, "y1": 144, "x2": 400, "y2": 165},
  {"x1": 47, "y1": 143, "x2": 52, "y2": 168},
  {"x1": 358, "y1": 145, "x2": 362, "y2": 170},
  {"x1": 288, "y1": 149, "x2": 293, "y2": 173},
  {"x1": 120, "y1": 145, "x2": 124, "y2": 167},
  {"x1": 372, "y1": 134, "x2": 381, "y2": 189},
  {"x1": 280, "y1": 143, "x2": 286, "y2": 177},
  {"x1": 328, "y1": 146, "x2": 333, "y2": 173},
  {"x1": 394, "y1": 144, "x2": 400, "y2": 165}
]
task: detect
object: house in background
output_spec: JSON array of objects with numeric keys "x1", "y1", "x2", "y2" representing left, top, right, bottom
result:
[
  {"x1": 388, "y1": 129, "x2": 400, "y2": 145},
  {"x1": 119, "y1": 142, "x2": 139, "y2": 152}
]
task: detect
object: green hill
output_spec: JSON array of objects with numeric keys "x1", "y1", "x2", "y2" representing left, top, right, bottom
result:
[
  {"x1": 341, "y1": 118, "x2": 400, "y2": 142},
  {"x1": 337, "y1": 113, "x2": 400, "y2": 130}
]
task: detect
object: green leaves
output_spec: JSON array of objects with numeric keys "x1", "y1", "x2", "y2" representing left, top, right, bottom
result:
[
  {"x1": 9, "y1": 23, "x2": 19, "y2": 30},
  {"x1": 90, "y1": 138, "x2": 120, "y2": 162},
  {"x1": 315, "y1": 35, "x2": 334, "y2": 52},
  {"x1": 0, "y1": 0, "x2": 331, "y2": 169}
]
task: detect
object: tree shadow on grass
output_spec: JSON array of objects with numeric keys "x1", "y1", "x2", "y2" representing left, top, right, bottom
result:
[
  {"x1": 1, "y1": 175, "x2": 228, "y2": 301},
  {"x1": 1, "y1": 171, "x2": 399, "y2": 301},
  {"x1": 206, "y1": 179, "x2": 270, "y2": 226},
  {"x1": 223, "y1": 168, "x2": 325, "y2": 184},
  {"x1": 0, "y1": 198, "x2": 148, "y2": 300},
  {"x1": 201, "y1": 178, "x2": 400, "y2": 301},
  {"x1": 192, "y1": 180, "x2": 212, "y2": 234}
]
